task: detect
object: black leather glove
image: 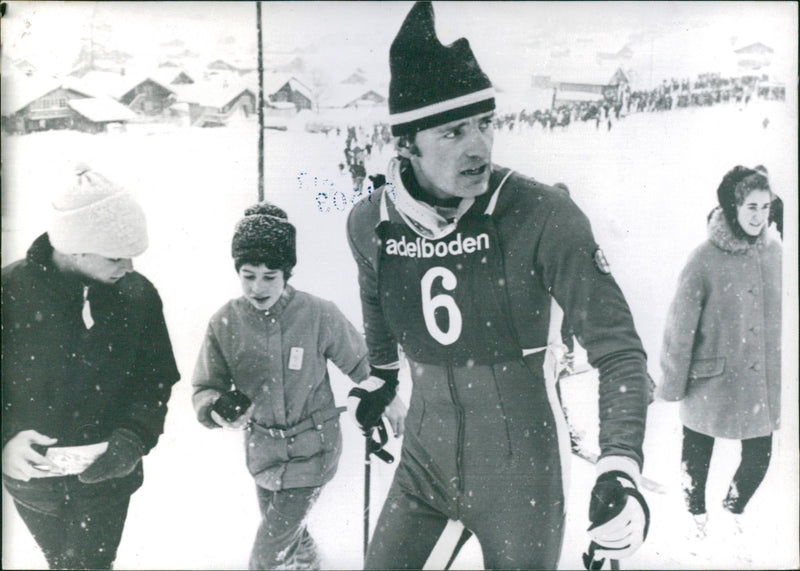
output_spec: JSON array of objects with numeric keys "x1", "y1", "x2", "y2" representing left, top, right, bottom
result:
[
  {"x1": 348, "y1": 367, "x2": 398, "y2": 435},
  {"x1": 583, "y1": 470, "x2": 650, "y2": 568},
  {"x1": 79, "y1": 428, "x2": 145, "y2": 484}
]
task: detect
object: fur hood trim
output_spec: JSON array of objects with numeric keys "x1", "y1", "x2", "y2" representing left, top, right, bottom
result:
[{"x1": 707, "y1": 206, "x2": 778, "y2": 254}]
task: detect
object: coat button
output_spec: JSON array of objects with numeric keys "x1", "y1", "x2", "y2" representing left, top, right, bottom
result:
[
  {"x1": 749, "y1": 326, "x2": 759, "y2": 334},
  {"x1": 751, "y1": 362, "x2": 761, "y2": 371}
]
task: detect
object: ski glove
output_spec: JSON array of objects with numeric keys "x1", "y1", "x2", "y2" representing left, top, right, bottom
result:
[
  {"x1": 348, "y1": 367, "x2": 398, "y2": 435},
  {"x1": 584, "y1": 470, "x2": 649, "y2": 567},
  {"x1": 79, "y1": 429, "x2": 145, "y2": 484}
]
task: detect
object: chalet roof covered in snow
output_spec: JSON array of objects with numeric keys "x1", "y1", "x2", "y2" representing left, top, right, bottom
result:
[
  {"x1": 1, "y1": 72, "x2": 92, "y2": 115},
  {"x1": 70, "y1": 70, "x2": 175, "y2": 100},
  {"x1": 549, "y1": 62, "x2": 630, "y2": 88},
  {"x1": 318, "y1": 84, "x2": 387, "y2": 109},
  {"x1": 151, "y1": 68, "x2": 196, "y2": 86},
  {"x1": 734, "y1": 42, "x2": 774, "y2": 55},
  {"x1": 68, "y1": 97, "x2": 138, "y2": 122},
  {"x1": 171, "y1": 77, "x2": 254, "y2": 109},
  {"x1": 262, "y1": 73, "x2": 313, "y2": 101}
]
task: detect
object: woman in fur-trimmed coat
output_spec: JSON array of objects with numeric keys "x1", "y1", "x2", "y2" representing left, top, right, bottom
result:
[{"x1": 659, "y1": 165, "x2": 781, "y2": 529}]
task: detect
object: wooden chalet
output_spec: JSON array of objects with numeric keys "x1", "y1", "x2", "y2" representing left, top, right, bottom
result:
[
  {"x1": 319, "y1": 84, "x2": 387, "y2": 110},
  {"x1": 734, "y1": 42, "x2": 775, "y2": 72},
  {"x1": 1, "y1": 74, "x2": 137, "y2": 134},
  {"x1": 264, "y1": 74, "x2": 313, "y2": 112},
  {"x1": 118, "y1": 77, "x2": 175, "y2": 115},
  {"x1": 171, "y1": 78, "x2": 256, "y2": 127},
  {"x1": 67, "y1": 98, "x2": 138, "y2": 133},
  {"x1": 75, "y1": 71, "x2": 176, "y2": 116}
]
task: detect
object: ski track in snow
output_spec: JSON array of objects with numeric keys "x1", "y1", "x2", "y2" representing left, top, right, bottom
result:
[{"x1": 2, "y1": 101, "x2": 797, "y2": 570}]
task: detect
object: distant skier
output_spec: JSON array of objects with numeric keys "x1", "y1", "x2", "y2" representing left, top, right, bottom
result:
[
  {"x1": 350, "y1": 158, "x2": 367, "y2": 191},
  {"x1": 658, "y1": 166, "x2": 781, "y2": 547},
  {"x1": 346, "y1": 3, "x2": 651, "y2": 568}
]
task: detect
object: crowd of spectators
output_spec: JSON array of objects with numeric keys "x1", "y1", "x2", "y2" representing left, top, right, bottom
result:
[
  {"x1": 491, "y1": 72, "x2": 785, "y2": 133},
  {"x1": 324, "y1": 71, "x2": 784, "y2": 175}
]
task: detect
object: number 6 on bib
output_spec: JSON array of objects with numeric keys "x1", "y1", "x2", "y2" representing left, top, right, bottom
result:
[{"x1": 421, "y1": 266, "x2": 462, "y2": 345}]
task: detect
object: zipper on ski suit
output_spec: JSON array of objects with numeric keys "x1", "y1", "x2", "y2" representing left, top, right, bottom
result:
[{"x1": 445, "y1": 363, "x2": 465, "y2": 494}]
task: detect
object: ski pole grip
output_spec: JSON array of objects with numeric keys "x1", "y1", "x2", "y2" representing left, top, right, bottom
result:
[{"x1": 367, "y1": 420, "x2": 394, "y2": 463}]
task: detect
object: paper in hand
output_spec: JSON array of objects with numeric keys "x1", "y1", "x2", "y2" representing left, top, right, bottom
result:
[{"x1": 35, "y1": 442, "x2": 109, "y2": 477}]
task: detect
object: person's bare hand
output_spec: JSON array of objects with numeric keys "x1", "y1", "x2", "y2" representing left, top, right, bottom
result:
[{"x1": 2, "y1": 430, "x2": 59, "y2": 481}]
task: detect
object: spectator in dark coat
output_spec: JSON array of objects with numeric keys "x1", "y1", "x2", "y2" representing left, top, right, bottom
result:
[{"x1": 2, "y1": 165, "x2": 180, "y2": 569}]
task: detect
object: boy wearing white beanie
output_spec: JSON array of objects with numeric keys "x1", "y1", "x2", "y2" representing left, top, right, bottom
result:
[{"x1": 1, "y1": 165, "x2": 180, "y2": 569}]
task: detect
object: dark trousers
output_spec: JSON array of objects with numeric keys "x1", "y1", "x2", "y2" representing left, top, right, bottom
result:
[
  {"x1": 249, "y1": 485, "x2": 322, "y2": 570},
  {"x1": 365, "y1": 474, "x2": 564, "y2": 570},
  {"x1": 3, "y1": 468, "x2": 141, "y2": 569},
  {"x1": 681, "y1": 425, "x2": 772, "y2": 515},
  {"x1": 6, "y1": 480, "x2": 131, "y2": 569}
]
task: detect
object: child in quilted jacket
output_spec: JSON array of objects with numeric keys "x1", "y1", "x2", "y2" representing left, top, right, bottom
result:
[{"x1": 192, "y1": 201, "x2": 370, "y2": 570}]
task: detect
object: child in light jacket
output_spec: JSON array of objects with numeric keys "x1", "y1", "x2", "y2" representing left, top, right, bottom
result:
[{"x1": 192, "y1": 201, "x2": 370, "y2": 570}]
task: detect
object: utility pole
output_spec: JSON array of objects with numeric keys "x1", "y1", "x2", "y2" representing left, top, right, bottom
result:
[{"x1": 256, "y1": 0, "x2": 265, "y2": 201}]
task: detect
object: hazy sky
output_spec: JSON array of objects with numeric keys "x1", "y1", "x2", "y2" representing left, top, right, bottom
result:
[{"x1": 2, "y1": 1, "x2": 796, "y2": 89}]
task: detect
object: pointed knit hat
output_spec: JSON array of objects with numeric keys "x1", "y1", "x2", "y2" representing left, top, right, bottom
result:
[
  {"x1": 48, "y1": 163, "x2": 149, "y2": 258},
  {"x1": 389, "y1": 1, "x2": 495, "y2": 136}
]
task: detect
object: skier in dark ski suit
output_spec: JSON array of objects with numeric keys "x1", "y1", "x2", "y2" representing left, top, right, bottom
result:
[{"x1": 346, "y1": 3, "x2": 651, "y2": 569}]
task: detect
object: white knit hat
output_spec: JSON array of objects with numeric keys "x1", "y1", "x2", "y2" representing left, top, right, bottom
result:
[{"x1": 48, "y1": 164, "x2": 149, "y2": 258}]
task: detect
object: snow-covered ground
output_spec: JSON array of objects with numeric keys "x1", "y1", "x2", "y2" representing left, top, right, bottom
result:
[{"x1": 2, "y1": 99, "x2": 797, "y2": 570}]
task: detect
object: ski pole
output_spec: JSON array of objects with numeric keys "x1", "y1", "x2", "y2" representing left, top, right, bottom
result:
[
  {"x1": 363, "y1": 420, "x2": 395, "y2": 560},
  {"x1": 363, "y1": 435, "x2": 371, "y2": 559}
]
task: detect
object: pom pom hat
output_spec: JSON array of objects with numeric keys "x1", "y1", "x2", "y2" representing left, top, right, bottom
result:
[
  {"x1": 231, "y1": 201, "x2": 296, "y2": 274},
  {"x1": 48, "y1": 164, "x2": 148, "y2": 258},
  {"x1": 388, "y1": 1, "x2": 495, "y2": 136}
]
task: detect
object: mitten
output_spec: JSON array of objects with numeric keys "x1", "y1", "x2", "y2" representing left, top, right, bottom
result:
[
  {"x1": 78, "y1": 429, "x2": 145, "y2": 484},
  {"x1": 348, "y1": 367, "x2": 398, "y2": 435},
  {"x1": 584, "y1": 470, "x2": 649, "y2": 565}
]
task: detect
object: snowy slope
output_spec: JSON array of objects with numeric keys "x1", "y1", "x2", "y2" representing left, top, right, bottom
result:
[{"x1": 2, "y1": 99, "x2": 797, "y2": 570}]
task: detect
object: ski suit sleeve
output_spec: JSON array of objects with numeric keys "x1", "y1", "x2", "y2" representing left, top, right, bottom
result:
[
  {"x1": 192, "y1": 321, "x2": 234, "y2": 429},
  {"x1": 320, "y1": 300, "x2": 371, "y2": 384},
  {"x1": 537, "y1": 197, "x2": 648, "y2": 469},
  {"x1": 117, "y1": 289, "x2": 180, "y2": 453},
  {"x1": 346, "y1": 195, "x2": 400, "y2": 369},
  {"x1": 658, "y1": 251, "x2": 706, "y2": 401}
]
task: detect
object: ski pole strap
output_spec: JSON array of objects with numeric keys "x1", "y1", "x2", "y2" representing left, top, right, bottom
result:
[
  {"x1": 582, "y1": 542, "x2": 620, "y2": 570},
  {"x1": 367, "y1": 420, "x2": 394, "y2": 464},
  {"x1": 583, "y1": 471, "x2": 650, "y2": 570}
]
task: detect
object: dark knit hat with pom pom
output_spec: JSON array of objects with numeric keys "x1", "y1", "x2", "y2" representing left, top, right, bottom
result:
[{"x1": 231, "y1": 201, "x2": 296, "y2": 273}]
